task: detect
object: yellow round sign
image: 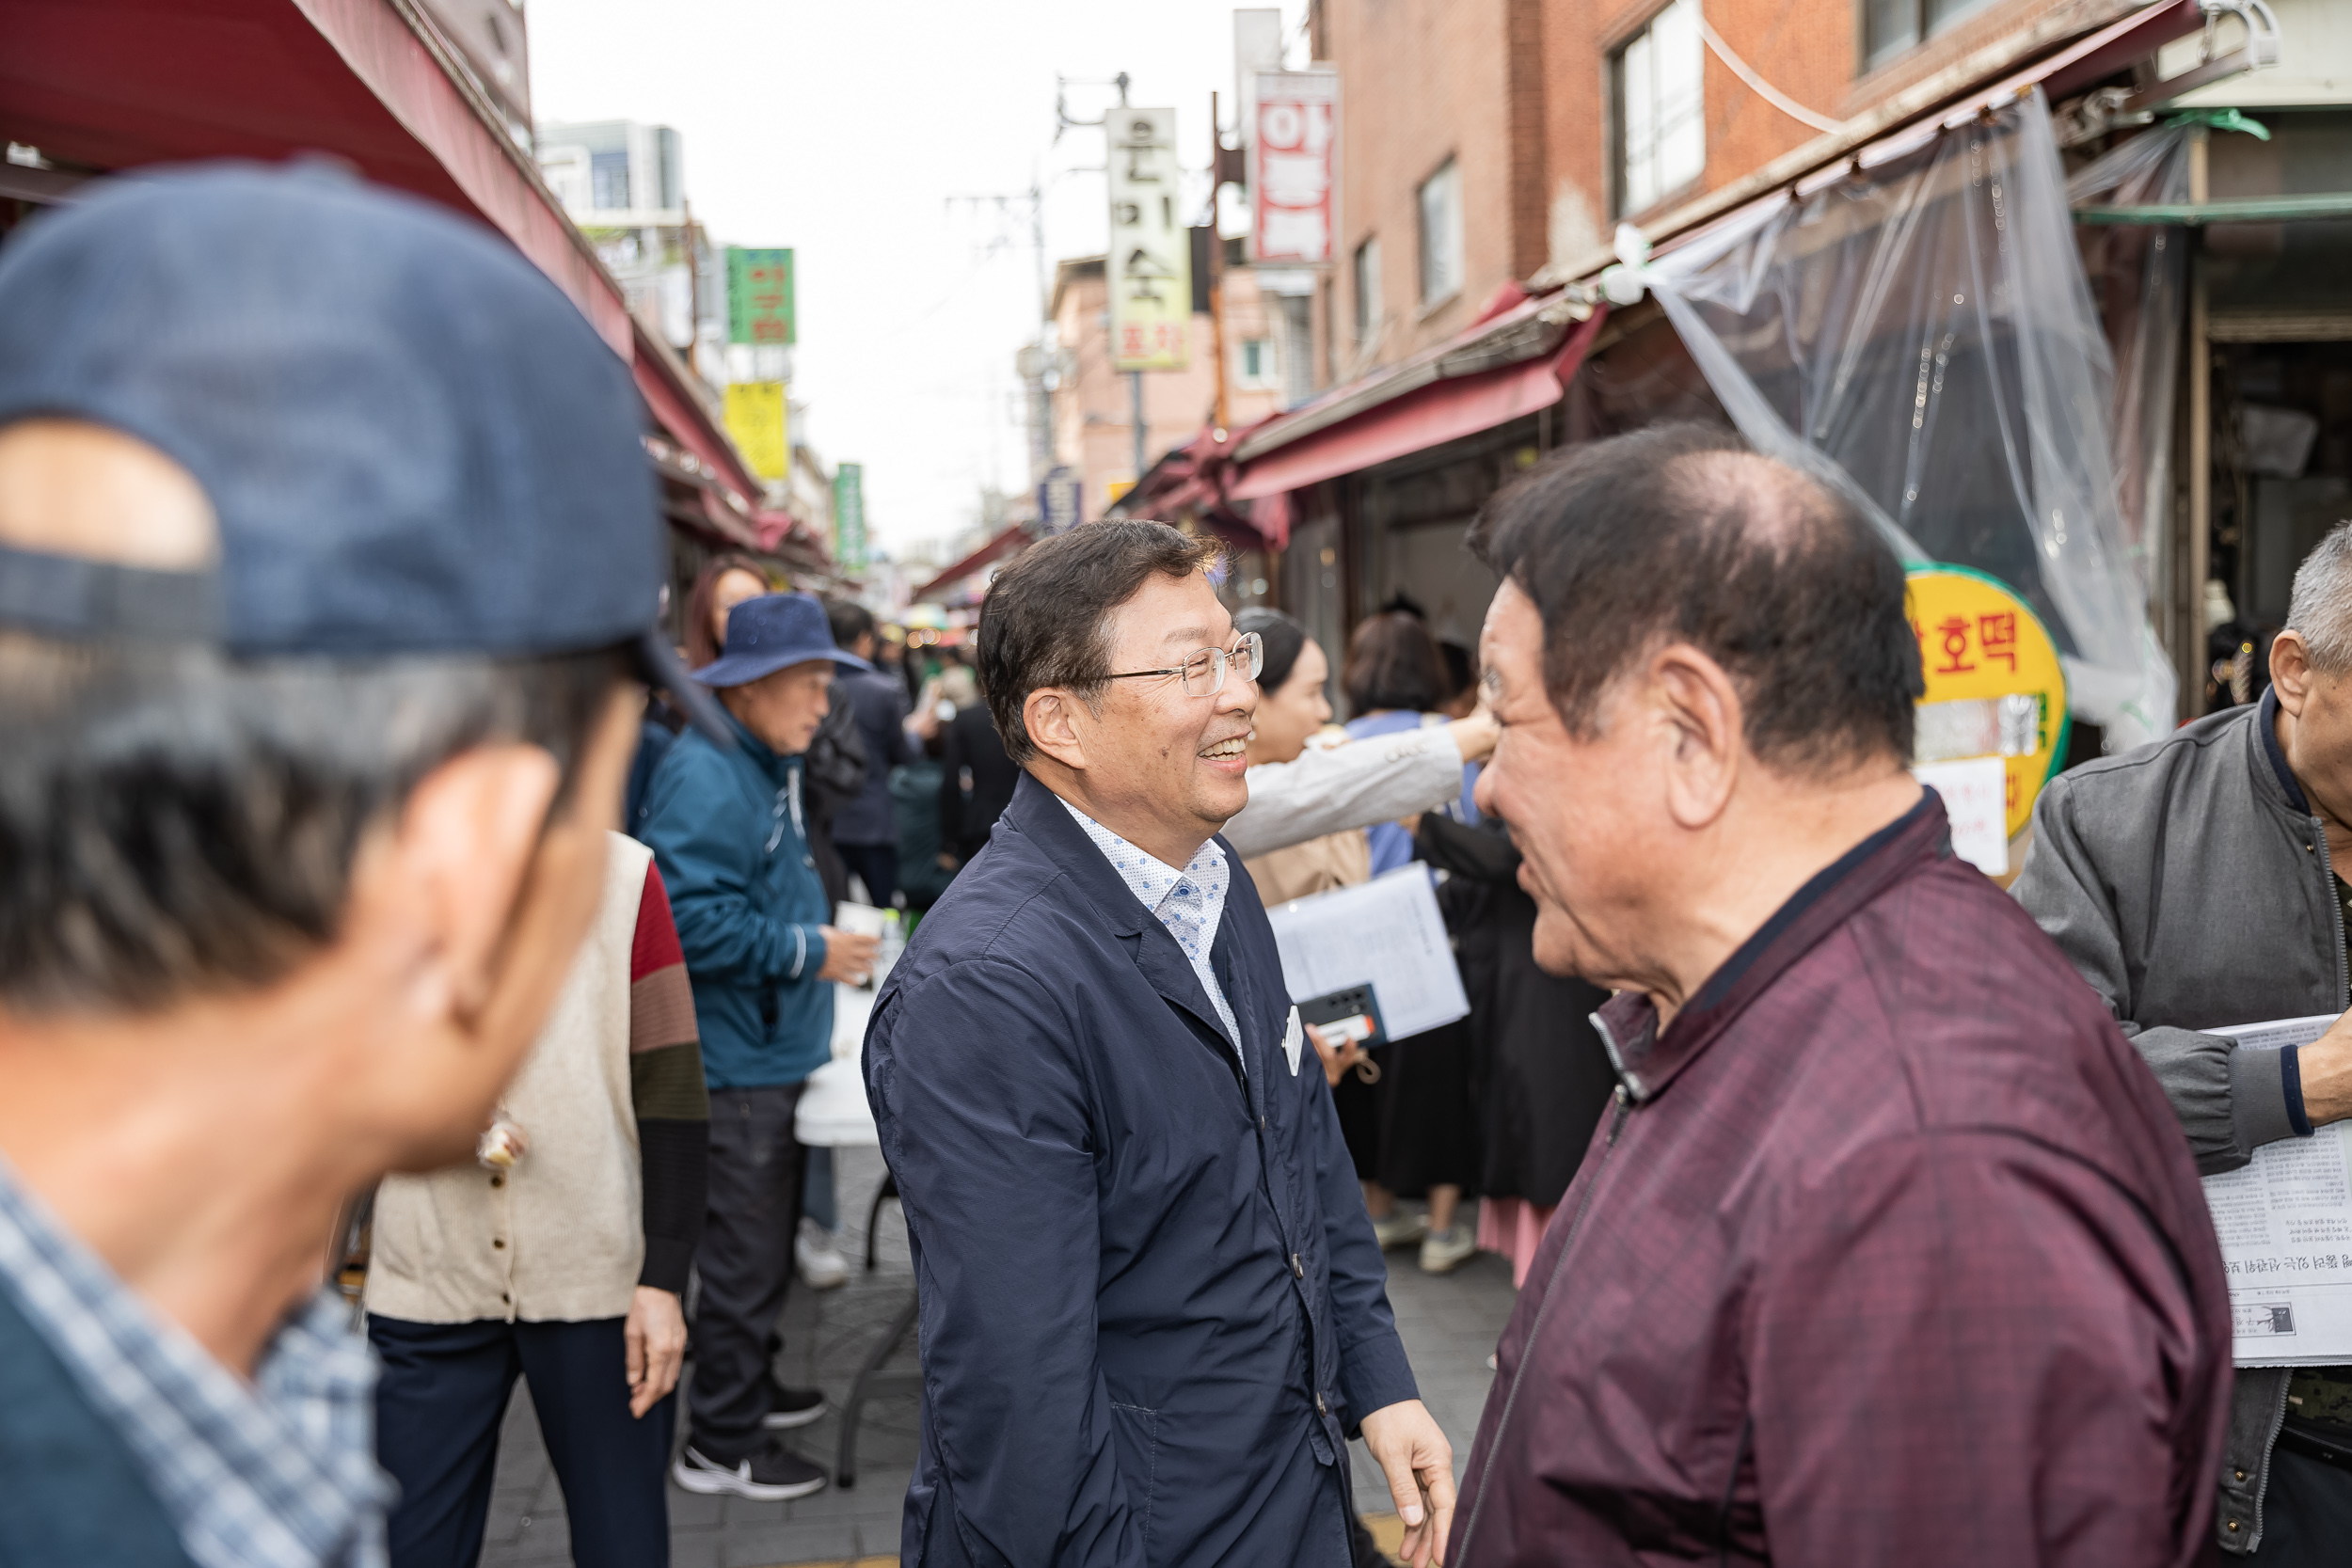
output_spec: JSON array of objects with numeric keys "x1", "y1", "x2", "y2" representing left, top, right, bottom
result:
[{"x1": 1905, "y1": 565, "x2": 2069, "y2": 841}]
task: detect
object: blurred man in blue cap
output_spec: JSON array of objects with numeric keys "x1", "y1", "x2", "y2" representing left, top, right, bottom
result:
[
  {"x1": 0, "y1": 163, "x2": 723, "y2": 1567},
  {"x1": 639, "y1": 591, "x2": 881, "y2": 1501}
]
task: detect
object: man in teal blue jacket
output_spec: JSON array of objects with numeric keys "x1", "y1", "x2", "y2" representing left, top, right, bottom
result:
[{"x1": 642, "y1": 592, "x2": 881, "y2": 1502}]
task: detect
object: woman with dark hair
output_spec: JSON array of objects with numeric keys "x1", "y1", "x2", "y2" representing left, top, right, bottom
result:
[
  {"x1": 1336, "y1": 610, "x2": 1482, "y2": 1274},
  {"x1": 684, "y1": 553, "x2": 780, "y2": 670},
  {"x1": 1342, "y1": 612, "x2": 1476, "y2": 872},
  {"x1": 1235, "y1": 608, "x2": 1369, "y2": 907}
]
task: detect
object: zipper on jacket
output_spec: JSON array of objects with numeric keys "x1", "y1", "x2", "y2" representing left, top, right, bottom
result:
[
  {"x1": 2244, "y1": 1371, "x2": 2292, "y2": 1551},
  {"x1": 1457, "y1": 1078, "x2": 1633, "y2": 1560},
  {"x1": 2316, "y1": 824, "x2": 2349, "y2": 1014}
]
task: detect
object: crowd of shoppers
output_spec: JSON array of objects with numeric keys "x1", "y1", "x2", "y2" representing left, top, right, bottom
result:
[{"x1": 4, "y1": 155, "x2": 2328, "y2": 1568}]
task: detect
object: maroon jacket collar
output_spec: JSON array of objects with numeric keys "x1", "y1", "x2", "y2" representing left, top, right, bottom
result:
[{"x1": 1595, "y1": 788, "x2": 1947, "y2": 1103}]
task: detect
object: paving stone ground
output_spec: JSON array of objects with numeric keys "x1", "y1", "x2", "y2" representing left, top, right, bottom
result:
[{"x1": 478, "y1": 1144, "x2": 1518, "y2": 1568}]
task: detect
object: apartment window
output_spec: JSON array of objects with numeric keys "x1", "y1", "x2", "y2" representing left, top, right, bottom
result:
[
  {"x1": 589, "y1": 148, "x2": 631, "y2": 212},
  {"x1": 1417, "y1": 159, "x2": 1463, "y2": 308},
  {"x1": 1353, "y1": 236, "x2": 1382, "y2": 348},
  {"x1": 1237, "y1": 336, "x2": 1279, "y2": 388},
  {"x1": 1612, "y1": 0, "x2": 1705, "y2": 218},
  {"x1": 1862, "y1": 0, "x2": 1995, "y2": 67}
]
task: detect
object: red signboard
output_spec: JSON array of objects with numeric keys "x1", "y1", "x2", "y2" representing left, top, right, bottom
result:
[{"x1": 1250, "y1": 71, "x2": 1338, "y2": 266}]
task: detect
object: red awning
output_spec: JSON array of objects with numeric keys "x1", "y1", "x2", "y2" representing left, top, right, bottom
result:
[
  {"x1": 0, "y1": 0, "x2": 772, "y2": 529},
  {"x1": 1230, "y1": 309, "x2": 1607, "y2": 500},
  {"x1": 913, "y1": 524, "x2": 1031, "y2": 604}
]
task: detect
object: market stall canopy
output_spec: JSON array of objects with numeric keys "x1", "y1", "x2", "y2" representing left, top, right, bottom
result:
[
  {"x1": 1230, "y1": 309, "x2": 1608, "y2": 500},
  {"x1": 0, "y1": 0, "x2": 774, "y2": 552},
  {"x1": 912, "y1": 524, "x2": 1030, "y2": 605}
]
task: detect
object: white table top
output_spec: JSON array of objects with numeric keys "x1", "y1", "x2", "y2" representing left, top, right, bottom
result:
[{"x1": 797, "y1": 982, "x2": 880, "y2": 1148}]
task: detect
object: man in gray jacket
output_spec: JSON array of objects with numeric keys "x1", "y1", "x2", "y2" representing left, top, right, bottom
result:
[{"x1": 2015, "y1": 523, "x2": 2352, "y2": 1560}]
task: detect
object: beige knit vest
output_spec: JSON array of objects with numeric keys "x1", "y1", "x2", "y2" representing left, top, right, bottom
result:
[{"x1": 365, "y1": 833, "x2": 651, "y2": 1324}]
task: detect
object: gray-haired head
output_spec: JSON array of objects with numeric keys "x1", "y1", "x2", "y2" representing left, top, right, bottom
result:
[{"x1": 2288, "y1": 521, "x2": 2352, "y2": 675}]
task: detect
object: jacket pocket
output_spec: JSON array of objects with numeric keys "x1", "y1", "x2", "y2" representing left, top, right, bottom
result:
[{"x1": 1108, "y1": 1402, "x2": 1161, "y2": 1556}]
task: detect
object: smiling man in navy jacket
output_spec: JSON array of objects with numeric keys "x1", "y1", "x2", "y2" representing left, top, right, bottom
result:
[{"x1": 865, "y1": 521, "x2": 1454, "y2": 1568}]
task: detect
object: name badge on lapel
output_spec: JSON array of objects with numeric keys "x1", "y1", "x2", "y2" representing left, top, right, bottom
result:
[{"x1": 1282, "y1": 1006, "x2": 1304, "y2": 1076}]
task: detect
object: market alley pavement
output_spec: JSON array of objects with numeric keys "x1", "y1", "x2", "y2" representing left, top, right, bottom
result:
[{"x1": 478, "y1": 1143, "x2": 1520, "y2": 1568}]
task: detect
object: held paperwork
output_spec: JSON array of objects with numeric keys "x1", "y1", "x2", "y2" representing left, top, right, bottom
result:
[
  {"x1": 1263, "y1": 865, "x2": 1470, "y2": 1041},
  {"x1": 2205, "y1": 1014, "x2": 2352, "y2": 1366}
]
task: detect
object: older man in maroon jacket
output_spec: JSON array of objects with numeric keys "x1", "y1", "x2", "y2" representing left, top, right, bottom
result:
[{"x1": 1445, "y1": 425, "x2": 2232, "y2": 1568}]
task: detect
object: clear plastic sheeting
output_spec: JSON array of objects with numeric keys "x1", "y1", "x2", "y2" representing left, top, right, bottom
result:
[
  {"x1": 2071, "y1": 124, "x2": 2192, "y2": 608},
  {"x1": 1640, "y1": 89, "x2": 2176, "y2": 747}
]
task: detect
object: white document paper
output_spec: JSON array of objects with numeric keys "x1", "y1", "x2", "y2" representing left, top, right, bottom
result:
[
  {"x1": 1911, "y1": 757, "x2": 2007, "y2": 876},
  {"x1": 1263, "y1": 865, "x2": 1470, "y2": 1040},
  {"x1": 2203, "y1": 1014, "x2": 2352, "y2": 1366}
]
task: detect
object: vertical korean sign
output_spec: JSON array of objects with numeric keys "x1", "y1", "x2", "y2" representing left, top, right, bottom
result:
[
  {"x1": 727, "y1": 247, "x2": 795, "y2": 345},
  {"x1": 832, "y1": 463, "x2": 866, "y2": 574},
  {"x1": 1107, "y1": 108, "x2": 1190, "y2": 372},
  {"x1": 1250, "y1": 71, "x2": 1338, "y2": 265},
  {"x1": 723, "y1": 382, "x2": 788, "y2": 482}
]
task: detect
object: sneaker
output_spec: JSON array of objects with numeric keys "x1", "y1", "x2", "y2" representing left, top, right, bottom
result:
[
  {"x1": 762, "y1": 1381, "x2": 827, "y2": 1430},
  {"x1": 796, "y1": 1219, "x2": 849, "y2": 1291},
  {"x1": 672, "y1": 1441, "x2": 828, "y2": 1501},
  {"x1": 1370, "y1": 1211, "x2": 1427, "y2": 1250},
  {"x1": 1420, "y1": 1224, "x2": 1478, "y2": 1275}
]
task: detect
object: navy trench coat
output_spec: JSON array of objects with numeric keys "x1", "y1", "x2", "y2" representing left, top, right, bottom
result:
[{"x1": 864, "y1": 773, "x2": 1417, "y2": 1568}]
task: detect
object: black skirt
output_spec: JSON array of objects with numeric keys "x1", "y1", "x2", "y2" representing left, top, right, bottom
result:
[{"x1": 1330, "y1": 1015, "x2": 1480, "y2": 1196}]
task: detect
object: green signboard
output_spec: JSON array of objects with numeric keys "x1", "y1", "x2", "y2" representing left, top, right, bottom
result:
[
  {"x1": 727, "y1": 247, "x2": 795, "y2": 345},
  {"x1": 832, "y1": 462, "x2": 866, "y2": 573}
]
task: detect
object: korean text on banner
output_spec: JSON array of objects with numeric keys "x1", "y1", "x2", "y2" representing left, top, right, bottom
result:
[
  {"x1": 1263, "y1": 865, "x2": 1470, "y2": 1040},
  {"x1": 2202, "y1": 1015, "x2": 2352, "y2": 1366},
  {"x1": 832, "y1": 462, "x2": 866, "y2": 574},
  {"x1": 1107, "y1": 107, "x2": 1191, "y2": 372},
  {"x1": 723, "y1": 381, "x2": 788, "y2": 483},
  {"x1": 727, "y1": 247, "x2": 795, "y2": 346},
  {"x1": 1251, "y1": 71, "x2": 1338, "y2": 266}
]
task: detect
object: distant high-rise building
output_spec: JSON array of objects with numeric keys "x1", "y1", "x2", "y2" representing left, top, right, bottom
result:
[{"x1": 534, "y1": 119, "x2": 712, "y2": 365}]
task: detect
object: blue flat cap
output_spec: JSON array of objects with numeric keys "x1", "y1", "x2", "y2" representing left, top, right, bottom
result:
[{"x1": 0, "y1": 160, "x2": 725, "y2": 735}]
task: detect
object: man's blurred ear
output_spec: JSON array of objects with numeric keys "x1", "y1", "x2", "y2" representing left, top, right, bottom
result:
[
  {"x1": 2274, "y1": 630, "x2": 2316, "y2": 717},
  {"x1": 346, "y1": 742, "x2": 564, "y2": 1030}
]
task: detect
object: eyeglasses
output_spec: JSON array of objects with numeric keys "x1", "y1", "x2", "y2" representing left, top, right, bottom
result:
[{"x1": 1104, "y1": 631, "x2": 1263, "y2": 698}]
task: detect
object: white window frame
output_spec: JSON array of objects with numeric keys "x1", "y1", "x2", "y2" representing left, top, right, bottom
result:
[
  {"x1": 1417, "y1": 157, "x2": 1463, "y2": 309},
  {"x1": 1613, "y1": 0, "x2": 1706, "y2": 218},
  {"x1": 1353, "y1": 235, "x2": 1383, "y2": 349}
]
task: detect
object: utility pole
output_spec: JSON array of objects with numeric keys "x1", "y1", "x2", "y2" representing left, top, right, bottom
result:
[
  {"x1": 1057, "y1": 72, "x2": 1157, "y2": 491},
  {"x1": 946, "y1": 183, "x2": 1054, "y2": 487},
  {"x1": 1205, "y1": 90, "x2": 1231, "y2": 437}
]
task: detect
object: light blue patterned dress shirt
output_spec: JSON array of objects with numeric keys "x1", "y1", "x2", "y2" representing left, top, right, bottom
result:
[
  {"x1": 0, "y1": 1156, "x2": 391, "y2": 1568},
  {"x1": 1059, "y1": 798, "x2": 1244, "y2": 1058}
]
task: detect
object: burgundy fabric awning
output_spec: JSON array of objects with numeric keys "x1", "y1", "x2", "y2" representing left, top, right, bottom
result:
[
  {"x1": 0, "y1": 0, "x2": 775, "y2": 539},
  {"x1": 1229, "y1": 309, "x2": 1607, "y2": 501},
  {"x1": 913, "y1": 524, "x2": 1030, "y2": 604}
]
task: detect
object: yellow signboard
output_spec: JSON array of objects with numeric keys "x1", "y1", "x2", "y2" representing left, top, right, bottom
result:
[
  {"x1": 723, "y1": 380, "x2": 788, "y2": 483},
  {"x1": 1906, "y1": 564, "x2": 2068, "y2": 840}
]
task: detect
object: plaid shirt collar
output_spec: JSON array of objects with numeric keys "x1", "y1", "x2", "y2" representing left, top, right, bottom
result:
[{"x1": 0, "y1": 1156, "x2": 390, "y2": 1568}]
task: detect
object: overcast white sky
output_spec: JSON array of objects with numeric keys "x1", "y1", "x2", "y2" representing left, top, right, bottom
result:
[{"x1": 528, "y1": 0, "x2": 1310, "y2": 554}]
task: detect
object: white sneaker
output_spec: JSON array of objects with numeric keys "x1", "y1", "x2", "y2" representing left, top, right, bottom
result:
[
  {"x1": 796, "y1": 1219, "x2": 849, "y2": 1291},
  {"x1": 1420, "y1": 1225, "x2": 1478, "y2": 1275},
  {"x1": 1370, "y1": 1211, "x2": 1428, "y2": 1250}
]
